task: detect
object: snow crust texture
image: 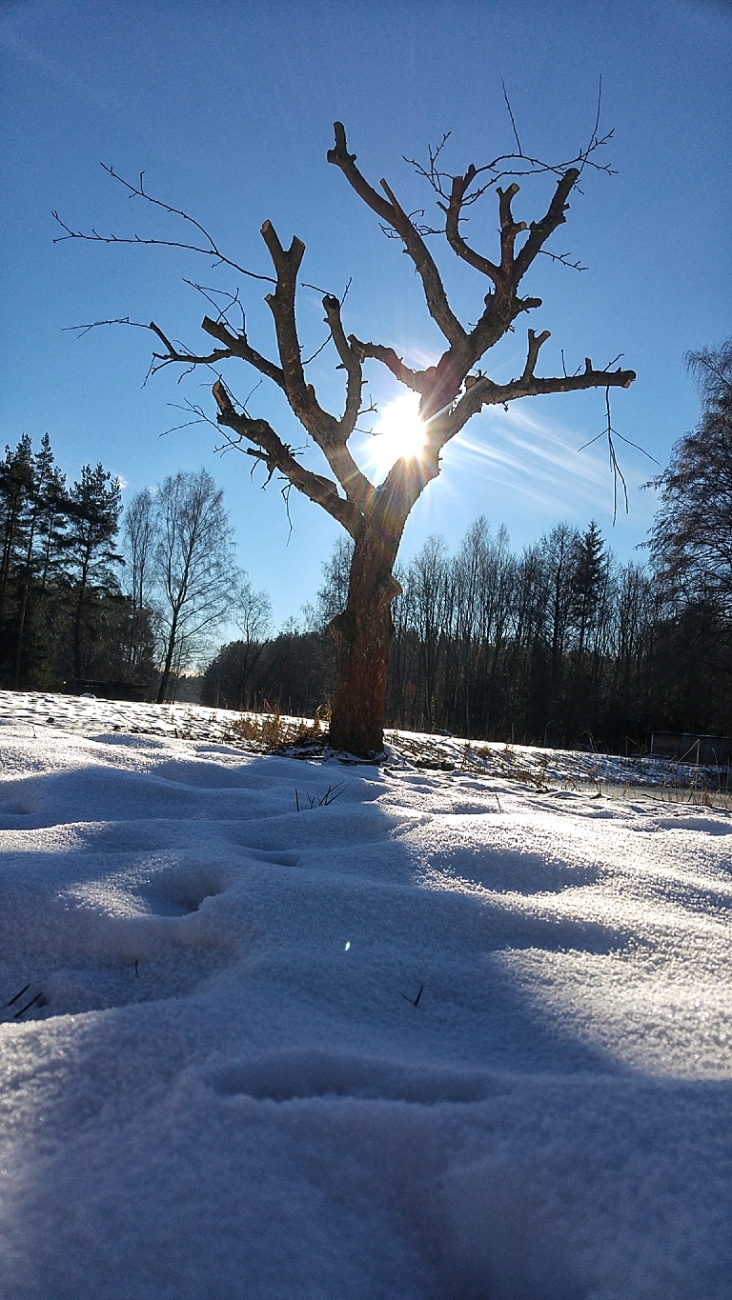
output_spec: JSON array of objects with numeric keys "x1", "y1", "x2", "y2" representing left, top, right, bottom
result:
[{"x1": 1, "y1": 692, "x2": 731, "y2": 1298}]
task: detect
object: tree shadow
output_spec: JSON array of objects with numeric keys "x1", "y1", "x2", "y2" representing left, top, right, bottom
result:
[{"x1": 0, "y1": 749, "x2": 659, "y2": 1297}]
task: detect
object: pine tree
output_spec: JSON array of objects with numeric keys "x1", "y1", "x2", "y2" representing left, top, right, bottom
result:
[
  {"x1": 571, "y1": 521, "x2": 607, "y2": 660},
  {"x1": 0, "y1": 436, "x2": 35, "y2": 641},
  {"x1": 12, "y1": 435, "x2": 66, "y2": 687},
  {"x1": 64, "y1": 464, "x2": 124, "y2": 683}
]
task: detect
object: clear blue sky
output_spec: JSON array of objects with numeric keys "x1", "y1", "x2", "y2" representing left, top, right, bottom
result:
[{"x1": 1, "y1": 0, "x2": 730, "y2": 629}]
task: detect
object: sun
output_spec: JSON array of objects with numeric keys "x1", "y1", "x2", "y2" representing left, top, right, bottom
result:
[{"x1": 365, "y1": 391, "x2": 427, "y2": 480}]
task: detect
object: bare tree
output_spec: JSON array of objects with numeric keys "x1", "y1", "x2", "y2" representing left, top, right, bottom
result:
[
  {"x1": 123, "y1": 486, "x2": 158, "y2": 677},
  {"x1": 409, "y1": 535, "x2": 450, "y2": 731},
  {"x1": 316, "y1": 536, "x2": 354, "y2": 629},
  {"x1": 58, "y1": 114, "x2": 635, "y2": 754},
  {"x1": 235, "y1": 577, "x2": 271, "y2": 646},
  {"x1": 648, "y1": 340, "x2": 732, "y2": 616},
  {"x1": 127, "y1": 469, "x2": 241, "y2": 703}
]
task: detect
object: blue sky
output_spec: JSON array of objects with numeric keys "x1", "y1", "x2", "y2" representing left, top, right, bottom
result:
[{"x1": 1, "y1": 0, "x2": 730, "y2": 629}]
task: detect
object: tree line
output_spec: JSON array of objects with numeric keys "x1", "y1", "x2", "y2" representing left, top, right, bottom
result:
[
  {"x1": 5, "y1": 340, "x2": 732, "y2": 753},
  {"x1": 0, "y1": 443, "x2": 263, "y2": 701},
  {"x1": 202, "y1": 509, "x2": 729, "y2": 753},
  {"x1": 204, "y1": 340, "x2": 732, "y2": 752}
]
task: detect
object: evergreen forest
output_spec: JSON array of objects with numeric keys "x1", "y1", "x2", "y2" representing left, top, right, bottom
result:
[{"x1": 0, "y1": 435, "x2": 155, "y2": 695}]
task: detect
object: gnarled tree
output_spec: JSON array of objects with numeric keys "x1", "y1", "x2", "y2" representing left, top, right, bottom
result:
[{"x1": 59, "y1": 119, "x2": 635, "y2": 755}]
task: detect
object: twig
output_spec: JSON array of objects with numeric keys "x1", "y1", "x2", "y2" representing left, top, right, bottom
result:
[
  {"x1": 14, "y1": 991, "x2": 44, "y2": 1020},
  {"x1": 4, "y1": 983, "x2": 30, "y2": 1007},
  {"x1": 53, "y1": 164, "x2": 276, "y2": 284},
  {"x1": 501, "y1": 80, "x2": 523, "y2": 155},
  {"x1": 577, "y1": 389, "x2": 658, "y2": 523},
  {"x1": 400, "y1": 983, "x2": 425, "y2": 1007}
]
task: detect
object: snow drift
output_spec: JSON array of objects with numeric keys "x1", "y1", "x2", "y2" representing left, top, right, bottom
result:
[{"x1": 0, "y1": 691, "x2": 730, "y2": 1298}]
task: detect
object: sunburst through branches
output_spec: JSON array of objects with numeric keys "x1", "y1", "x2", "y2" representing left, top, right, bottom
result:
[{"x1": 365, "y1": 392, "x2": 427, "y2": 479}]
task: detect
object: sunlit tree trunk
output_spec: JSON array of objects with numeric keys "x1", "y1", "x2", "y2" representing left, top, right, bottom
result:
[{"x1": 328, "y1": 529, "x2": 401, "y2": 755}]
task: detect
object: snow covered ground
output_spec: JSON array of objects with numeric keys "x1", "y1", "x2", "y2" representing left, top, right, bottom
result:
[{"x1": 0, "y1": 690, "x2": 731, "y2": 1299}]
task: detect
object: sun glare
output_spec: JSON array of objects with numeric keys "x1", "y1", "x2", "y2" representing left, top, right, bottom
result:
[{"x1": 367, "y1": 391, "x2": 427, "y2": 479}]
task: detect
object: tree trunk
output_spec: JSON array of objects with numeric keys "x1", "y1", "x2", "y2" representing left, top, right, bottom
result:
[
  {"x1": 12, "y1": 503, "x2": 42, "y2": 690},
  {"x1": 73, "y1": 552, "x2": 92, "y2": 684},
  {"x1": 328, "y1": 533, "x2": 400, "y2": 757},
  {"x1": 12, "y1": 575, "x2": 31, "y2": 689},
  {"x1": 157, "y1": 607, "x2": 180, "y2": 704}
]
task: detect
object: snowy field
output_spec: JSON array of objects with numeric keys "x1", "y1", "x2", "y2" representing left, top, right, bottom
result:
[{"x1": 0, "y1": 690, "x2": 731, "y2": 1299}]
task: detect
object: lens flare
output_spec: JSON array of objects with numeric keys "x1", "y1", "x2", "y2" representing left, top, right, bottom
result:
[{"x1": 366, "y1": 392, "x2": 426, "y2": 479}]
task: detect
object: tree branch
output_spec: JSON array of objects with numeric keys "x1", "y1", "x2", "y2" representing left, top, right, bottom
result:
[
  {"x1": 443, "y1": 168, "x2": 501, "y2": 282},
  {"x1": 414, "y1": 168, "x2": 580, "y2": 417},
  {"x1": 522, "y1": 328, "x2": 552, "y2": 380},
  {"x1": 200, "y1": 317, "x2": 285, "y2": 389},
  {"x1": 52, "y1": 165, "x2": 276, "y2": 284},
  {"x1": 348, "y1": 338, "x2": 427, "y2": 394},
  {"x1": 404, "y1": 85, "x2": 614, "y2": 211},
  {"x1": 328, "y1": 122, "x2": 467, "y2": 350},
  {"x1": 439, "y1": 358, "x2": 637, "y2": 447},
  {"x1": 321, "y1": 294, "x2": 363, "y2": 435},
  {"x1": 212, "y1": 380, "x2": 360, "y2": 536},
  {"x1": 513, "y1": 168, "x2": 580, "y2": 281},
  {"x1": 259, "y1": 220, "x2": 345, "y2": 450},
  {"x1": 318, "y1": 297, "x2": 377, "y2": 507},
  {"x1": 497, "y1": 183, "x2": 528, "y2": 278}
]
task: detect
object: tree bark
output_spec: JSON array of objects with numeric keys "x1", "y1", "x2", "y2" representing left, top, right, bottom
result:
[
  {"x1": 73, "y1": 551, "x2": 91, "y2": 684},
  {"x1": 12, "y1": 512, "x2": 39, "y2": 690},
  {"x1": 157, "y1": 605, "x2": 180, "y2": 704},
  {"x1": 328, "y1": 531, "x2": 401, "y2": 756}
]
